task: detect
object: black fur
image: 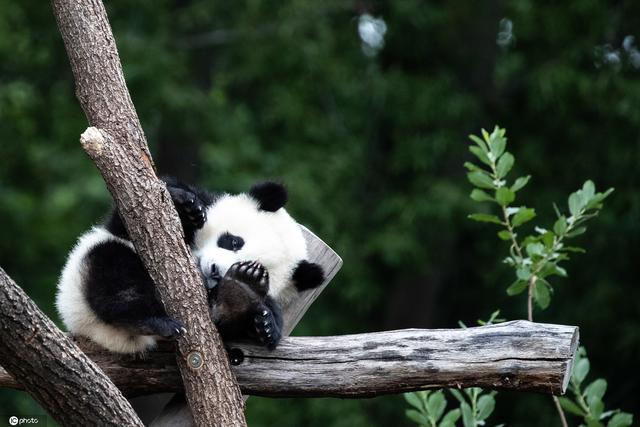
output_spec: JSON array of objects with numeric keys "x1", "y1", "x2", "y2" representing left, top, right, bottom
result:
[
  {"x1": 292, "y1": 260, "x2": 325, "y2": 291},
  {"x1": 104, "y1": 177, "x2": 214, "y2": 244},
  {"x1": 249, "y1": 181, "x2": 287, "y2": 212},
  {"x1": 84, "y1": 241, "x2": 185, "y2": 338},
  {"x1": 217, "y1": 232, "x2": 245, "y2": 252},
  {"x1": 209, "y1": 261, "x2": 283, "y2": 349}
]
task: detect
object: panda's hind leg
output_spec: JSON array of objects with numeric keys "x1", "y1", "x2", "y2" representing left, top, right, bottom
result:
[
  {"x1": 224, "y1": 261, "x2": 283, "y2": 349},
  {"x1": 84, "y1": 241, "x2": 186, "y2": 340}
]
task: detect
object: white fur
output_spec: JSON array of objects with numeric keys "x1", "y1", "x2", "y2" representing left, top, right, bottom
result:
[
  {"x1": 194, "y1": 193, "x2": 307, "y2": 304},
  {"x1": 56, "y1": 227, "x2": 157, "y2": 353}
]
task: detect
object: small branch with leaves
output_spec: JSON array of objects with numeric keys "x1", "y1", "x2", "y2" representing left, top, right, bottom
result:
[{"x1": 404, "y1": 126, "x2": 632, "y2": 427}]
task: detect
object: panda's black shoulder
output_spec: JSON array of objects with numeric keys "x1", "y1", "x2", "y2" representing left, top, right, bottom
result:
[{"x1": 161, "y1": 176, "x2": 216, "y2": 206}]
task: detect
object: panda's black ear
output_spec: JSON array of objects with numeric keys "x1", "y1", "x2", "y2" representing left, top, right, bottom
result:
[
  {"x1": 249, "y1": 181, "x2": 287, "y2": 212},
  {"x1": 292, "y1": 261, "x2": 325, "y2": 291}
]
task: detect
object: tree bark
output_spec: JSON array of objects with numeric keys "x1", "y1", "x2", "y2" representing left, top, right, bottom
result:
[
  {"x1": 0, "y1": 267, "x2": 143, "y2": 426},
  {"x1": 0, "y1": 320, "x2": 579, "y2": 397},
  {"x1": 50, "y1": 1, "x2": 246, "y2": 426}
]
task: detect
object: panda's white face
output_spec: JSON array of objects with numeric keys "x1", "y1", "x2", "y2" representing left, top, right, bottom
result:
[{"x1": 193, "y1": 193, "x2": 308, "y2": 301}]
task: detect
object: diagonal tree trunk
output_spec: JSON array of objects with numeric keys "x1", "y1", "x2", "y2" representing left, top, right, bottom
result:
[
  {"x1": 50, "y1": 1, "x2": 247, "y2": 425},
  {"x1": 0, "y1": 267, "x2": 143, "y2": 426}
]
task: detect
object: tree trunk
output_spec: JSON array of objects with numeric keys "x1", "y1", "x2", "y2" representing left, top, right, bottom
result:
[
  {"x1": 0, "y1": 267, "x2": 143, "y2": 426},
  {"x1": 50, "y1": 1, "x2": 247, "y2": 425}
]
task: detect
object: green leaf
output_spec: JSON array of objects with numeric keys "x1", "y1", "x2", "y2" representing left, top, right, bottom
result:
[
  {"x1": 405, "y1": 392, "x2": 424, "y2": 411},
  {"x1": 469, "y1": 145, "x2": 492, "y2": 166},
  {"x1": 567, "y1": 226, "x2": 587, "y2": 238},
  {"x1": 468, "y1": 213, "x2": 502, "y2": 224},
  {"x1": 583, "y1": 180, "x2": 596, "y2": 200},
  {"x1": 585, "y1": 379, "x2": 607, "y2": 407},
  {"x1": 439, "y1": 409, "x2": 461, "y2": 427},
  {"x1": 511, "y1": 175, "x2": 531, "y2": 192},
  {"x1": 554, "y1": 216, "x2": 568, "y2": 235},
  {"x1": 591, "y1": 399, "x2": 605, "y2": 419},
  {"x1": 406, "y1": 409, "x2": 429, "y2": 426},
  {"x1": 512, "y1": 207, "x2": 536, "y2": 227},
  {"x1": 449, "y1": 389, "x2": 465, "y2": 405},
  {"x1": 541, "y1": 231, "x2": 555, "y2": 248},
  {"x1": 607, "y1": 413, "x2": 633, "y2": 427},
  {"x1": 488, "y1": 133, "x2": 506, "y2": 158},
  {"x1": 569, "y1": 192, "x2": 583, "y2": 216},
  {"x1": 585, "y1": 417, "x2": 605, "y2": 427},
  {"x1": 427, "y1": 391, "x2": 447, "y2": 421},
  {"x1": 467, "y1": 171, "x2": 494, "y2": 189},
  {"x1": 573, "y1": 358, "x2": 590, "y2": 386},
  {"x1": 496, "y1": 152, "x2": 514, "y2": 178},
  {"x1": 554, "y1": 265, "x2": 568, "y2": 277},
  {"x1": 526, "y1": 242, "x2": 544, "y2": 257},
  {"x1": 470, "y1": 189, "x2": 494, "y2": 202},
  {"x1": 495, "y1": 187, "x2": 515, "y2": 206},
  {"x1": 506, "y1": 280, "x2": 528, "y2": 296},
  {"x1": 534, "y1": 279, "x2": 551, "y2": 309},
  {"x1": 476, "y1": 394, "x2": 495, "y2": 421},
  {"x1": 460, "y1": 402, "x2": 474, "y2": 427},
  {"x1": 516, "y1": 268, "x2": 531, "y2": 280},
  {"x1": 469, "y1": 134, "x2": 488, "y2": 151},
  {"x1": 563, "y1": 246, "x2": 586, "y2": 253},
  {"x1": 558, "y1": 397, "x2": 586, "y2": 416},
  {"x1": 497, "y1": 230, "x2": 511, "y2": 241}
]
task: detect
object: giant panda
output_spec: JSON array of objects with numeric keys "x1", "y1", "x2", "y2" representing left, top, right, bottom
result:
[{"x1": 56, "y1": 178, "x2": 325, "y2": 353}]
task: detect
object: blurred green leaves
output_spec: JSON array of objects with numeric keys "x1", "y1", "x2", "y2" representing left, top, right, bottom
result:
[
  {"x1": 405, "y1": 389, "x2": 500, "y2": 427},
  {"x1": 558, "y1": 347, "x2": 634, "y2": 427}
]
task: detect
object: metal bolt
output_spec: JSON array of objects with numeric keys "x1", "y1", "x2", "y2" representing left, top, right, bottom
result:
[{"x1": 187, "y1": 351, "x2": 204, "y2": 370}]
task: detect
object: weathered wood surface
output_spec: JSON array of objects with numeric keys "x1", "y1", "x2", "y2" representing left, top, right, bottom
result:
[
  {"x1": 0, "y1": 268, "x2": 143, "y2": 426},
  {"x1": 282, "y1": 226, "x2": 343, "y2": 334},
  {"x1": 0, "y1": 320, "x2": 578, "y2": 397},
  {"x1": 51, "y1": 1, "x2": 246, "y2": 426}
]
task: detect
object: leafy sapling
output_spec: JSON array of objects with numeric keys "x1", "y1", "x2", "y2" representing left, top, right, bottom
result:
[
  {"x1": 465, "y1": 126, "x2": 630, "y2": 427},
  {"x1": 465, "y1": 126, "x2": 614, "y2": 320},
  {"x1": 558, "y1": 347, "x2": 633, "y2": 427}
]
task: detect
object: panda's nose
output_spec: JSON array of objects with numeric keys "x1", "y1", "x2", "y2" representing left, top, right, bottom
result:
[{"x1": 205, "y1": 264, "x2": 222, "y2": 290}]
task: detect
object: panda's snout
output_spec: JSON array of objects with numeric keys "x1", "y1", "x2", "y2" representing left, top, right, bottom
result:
[{"x1": 205, "y1": 264, "x2": 222, "y2": 291}]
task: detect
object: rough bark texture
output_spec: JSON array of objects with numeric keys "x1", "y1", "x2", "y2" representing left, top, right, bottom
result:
[
  {"x1": 0, "y1": 320, "x2": 578, "y2": 397},
  {"x1": 51, "y1": 1, "x2": 246, "y2": 425},
  {"x1": 0, "y1": 267, "x2": 143, "y2": 426}
]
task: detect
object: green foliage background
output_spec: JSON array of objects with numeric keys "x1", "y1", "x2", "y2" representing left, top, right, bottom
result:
[{"x1": 1, "y1": 1, "x2": 639, "y2": 426}]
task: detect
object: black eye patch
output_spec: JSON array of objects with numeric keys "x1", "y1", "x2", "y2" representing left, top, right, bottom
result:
[{"x1": 217, "y1": 232, "x2": 245, "y2": 252}]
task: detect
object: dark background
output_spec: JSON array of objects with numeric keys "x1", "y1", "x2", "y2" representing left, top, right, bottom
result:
[{"x1": 1, "y1": 1, "x2": 639, "y2": 426}]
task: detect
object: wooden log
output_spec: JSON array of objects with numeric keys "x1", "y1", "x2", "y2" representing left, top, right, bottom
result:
[{"x1": 0, "y1": 320, "x2": 578, "y2": 397}]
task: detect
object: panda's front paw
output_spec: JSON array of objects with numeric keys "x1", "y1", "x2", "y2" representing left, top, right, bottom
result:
[
  {"x1": 149, "y1": 317, "x2": 187, "y2": 340},
  {"x1": 168, "y1": 186, "x2": 207, "y2": 229},
  {"x1": 226, "y1": 261, "x2": 269, "y2": 296},
  {"x1": 253, "y1": 306, "x2": 282, "y2": 350}
]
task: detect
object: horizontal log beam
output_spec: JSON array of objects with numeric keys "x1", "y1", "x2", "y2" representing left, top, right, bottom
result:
[{"x1": 0, "y1": 320, "x2": 577, "y2": 397}]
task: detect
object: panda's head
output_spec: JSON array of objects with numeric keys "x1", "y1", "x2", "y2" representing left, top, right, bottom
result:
[{"x1": 193, "y1": 182, "x2": 324, "y2": 303}]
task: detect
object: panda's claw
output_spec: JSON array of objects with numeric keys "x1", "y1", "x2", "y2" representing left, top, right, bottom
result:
[
  {"x1": 226, "y1": 261, "x2": 270, "y2": 296},
  {"x1": 253, "y1": 306, "x2": 281, "y2": 349}
]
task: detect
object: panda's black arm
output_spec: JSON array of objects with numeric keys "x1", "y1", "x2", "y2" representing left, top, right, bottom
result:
[{"x1": 103, "y1": 177, "x2": 214, "y2": 245}]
